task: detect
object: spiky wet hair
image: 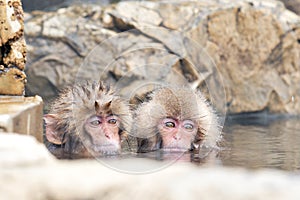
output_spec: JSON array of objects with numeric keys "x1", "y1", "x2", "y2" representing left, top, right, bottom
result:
[
  {"x1": 134, "y1": 86, "x2": 220, "y2": 150},
  {"x1": 48, "y1": 81, "x2": 132, "y2": 142}
]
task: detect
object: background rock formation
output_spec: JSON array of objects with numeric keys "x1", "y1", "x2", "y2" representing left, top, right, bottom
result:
[
  {"x1": 281, "y1": 0, "x2": 300, "y2": 14},
  {"x1": 24, "y1": 0, "x2": 300, "y2": 115}
]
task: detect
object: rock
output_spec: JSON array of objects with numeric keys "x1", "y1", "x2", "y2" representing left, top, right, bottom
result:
[
  {"x1": 0, "y1": 95, "x2": 44, "y2": 142},
  {"x1": 25, "y1": 5, "x2": 116, "y2": 105},
  {"x1": 0, "y1": 133, "x2": 55, "y2": 167},
  {"x1": 25, "y1": 0, "x2": 300, "y2": 115},
  {"x1": 0, "y1": 0, "x2": 27, "y2": 95},
  {"x1": 199, "y1": 1, "x2": 300, "y2": 114},
  {"x1": 280, "y1": 0, "x2": 300, "y2": 15},
  {"x1": 1, "y1": 159, "x2": 300, "y2": 200},
  {"x1": 0, "y1": 68, "x2": 26, "y2": 95}
]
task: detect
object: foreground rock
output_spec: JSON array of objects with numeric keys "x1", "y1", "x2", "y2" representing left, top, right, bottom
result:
[
  {"x1": 0, "y1": 133, "x2": 54, "y2": 167},
  {"x1": 2, "y1": 160, "x2": 300, "y2": 200},
  {"x1": 1, "y1": 133, "x2": 300, "y2": 200},
  {"x1": 24, "y1": 0, "x2": 300, "y2": 115}
]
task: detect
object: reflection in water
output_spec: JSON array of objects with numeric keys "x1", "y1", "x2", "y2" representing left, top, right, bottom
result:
[
  {"x1": 117, "y1": 118, "x2": 300, "y2": 171},
  {"x1": 95, "y1": 149, "x2": 223, "y2": 173},
  {"x1": 220, "y1": 118, "x2": 300, "y2": 171},
  {"x1": 55, "y1": 118, "x2": 300, "y2": 172}
]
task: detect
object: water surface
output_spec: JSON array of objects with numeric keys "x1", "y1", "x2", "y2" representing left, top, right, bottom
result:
[
  {"x1": 220, "y1": 117, "x2": 300, "y2": 171},
  {"x1": 51, "y1": 117, "x2": 300, "y2": 173},
  {"x1": 113, "y1": 117, "x2": 300, "y2": 172}
]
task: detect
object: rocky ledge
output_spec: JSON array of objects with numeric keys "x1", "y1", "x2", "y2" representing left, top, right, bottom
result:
[{"x1": 1, "y1": 133, "x2": 300, "y2": 200}]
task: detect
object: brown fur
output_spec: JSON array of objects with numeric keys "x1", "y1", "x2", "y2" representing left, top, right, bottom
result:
[
  {"x1": 44, "y1": 81, "x2": 132, "y2": 158},
  {"x1": 134, "y1": 86, "x2": 220, "y2": 153}
]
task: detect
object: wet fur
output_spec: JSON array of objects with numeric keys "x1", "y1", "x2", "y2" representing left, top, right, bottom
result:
[
  {"x1": 44, "y1": 81, "x2": 132, "y2": 158},
  {"x1": 134, "y1": 86, "x2": 221, "y2": 153}
]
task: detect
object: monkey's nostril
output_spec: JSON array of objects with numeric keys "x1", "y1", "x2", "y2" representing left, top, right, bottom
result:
[{"x1": 173, "y1": 135, "x2": 180, "y2": 140}]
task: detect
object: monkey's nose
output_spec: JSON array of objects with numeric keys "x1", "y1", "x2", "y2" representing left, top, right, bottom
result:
[
  {"x1": 173, "y1": 134, "x2": 181, "y2": 140},
  {"x1": 105, "y1": 133, "x2": 111, "y2": 139}
]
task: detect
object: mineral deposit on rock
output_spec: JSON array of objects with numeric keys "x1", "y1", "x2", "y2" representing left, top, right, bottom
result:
[{"x1": 0, "y1": 0, "x2": 27, "y2": 95}]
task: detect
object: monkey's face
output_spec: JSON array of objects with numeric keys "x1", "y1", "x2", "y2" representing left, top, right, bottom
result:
[
  {"x1": 82, "y1": 114, "x2": 121, "y2": 155},
  {"x1": 158, "y1": 117, "x2": 197, "y2": 151}
]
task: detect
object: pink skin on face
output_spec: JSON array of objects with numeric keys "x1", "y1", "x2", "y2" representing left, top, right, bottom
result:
[
  {"x1": 158, "y1": 118, "x2": 197, "y2": 151},
  {"x1": 84, "y1": 115, "x2": 121, "y2": 154}
]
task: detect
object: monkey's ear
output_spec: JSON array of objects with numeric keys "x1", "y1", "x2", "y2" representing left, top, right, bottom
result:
[
  {"x1": 103, "y1": 100, "x2": 112, "y2": 110},
  {"x1": 94, "y1": 100, "x2": 112, "y2": 114},
  {"x1": 44, "y1": 114, "x2": 66, "y2": 145},
  {"x1": 95, "y1": 101, "x2": 100, "y2": 112}
]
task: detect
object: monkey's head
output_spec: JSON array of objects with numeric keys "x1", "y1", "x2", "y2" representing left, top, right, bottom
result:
[
  {"x1": 135, "y1": 86, "x2": 219, "y2": 152},
  {"x1": 44, "y1": 81, "x2": 132, "y2": 158}
]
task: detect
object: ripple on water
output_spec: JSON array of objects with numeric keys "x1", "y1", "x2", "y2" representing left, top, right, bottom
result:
[
  {"x1": 82, "y1": 118, "x2": 300, "y2": 172},
  {"x1": 220, "y1": 117, "x2": 300, "y2": 171}
]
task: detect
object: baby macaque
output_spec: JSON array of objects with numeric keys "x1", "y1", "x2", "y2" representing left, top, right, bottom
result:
[
  {"x1": 44, "y1": 81, "x2": 132, "y2": 159},
  {"x1": 134, "y1": 86, "x2": 220, "y2": 153}
]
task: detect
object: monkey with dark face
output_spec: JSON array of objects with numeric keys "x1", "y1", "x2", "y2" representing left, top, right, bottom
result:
[
  {"x1": 134, "y1": 86, "x2": 220, "y2": 154},
  {"x1": 44, "y1": 81, "x2": 132, "y2": 159}
]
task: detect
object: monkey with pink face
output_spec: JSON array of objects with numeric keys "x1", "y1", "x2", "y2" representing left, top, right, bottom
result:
[
  {"x1": 44, "y1": 81, "x2": 132, "y2": 159},
  {"x1": 134, "y1": 86, "x2": 221, "y2": 154},
  {"x1": 44, "y1": 81, "x2": 220, "y2": 158}
]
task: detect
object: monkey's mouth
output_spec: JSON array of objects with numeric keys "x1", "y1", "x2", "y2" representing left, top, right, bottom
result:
[
  {"x1": 162, "y1": 141, "x2": 192, "y2": 152},
  {"x1": 89, "y1": 144, "x2": 121, "y2": 155},
  {"x1": 162, "y1": 146, "x2": 190, "y2": 152}
]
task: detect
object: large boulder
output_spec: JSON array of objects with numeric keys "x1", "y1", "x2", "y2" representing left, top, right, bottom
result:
[{"x1": 24, "y1": 0, "x2": 300, "y2": 115}]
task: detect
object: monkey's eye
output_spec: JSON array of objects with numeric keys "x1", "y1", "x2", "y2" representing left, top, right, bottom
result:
[
  {"x1": 162, "y1": 118, "x2": 177, "y2": 129},
  {"x1": 165, "y1": 121, "x2": 175, "y2": 128},
  {"x1": 183, "y1": 123, "x2": 194, "y2": 130},
  {"x1": 183, "y1": 120, "x2": 196, "y2": 131},
  {"x1": 108, "y1": 118, "x2": 117, "y2": 124},
  {"x1": 90, "y1": 120, "x2": 101, "y2": 126}
]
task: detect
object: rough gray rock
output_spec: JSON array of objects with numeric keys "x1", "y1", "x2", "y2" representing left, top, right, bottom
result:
[
  {"x1": 24, "y1": 0, "x2": 300, "y2": 115},
  {"x1": 280, "y1": 0, "x2": 300, "y2": 14}
]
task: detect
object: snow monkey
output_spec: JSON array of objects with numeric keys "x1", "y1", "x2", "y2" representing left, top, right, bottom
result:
[
  {"x1": 134, "y1": 86, "x2": 220, "y2": 154},
  {"x1": 44, "y1": 81, "x2": 132, "y2": 159}
]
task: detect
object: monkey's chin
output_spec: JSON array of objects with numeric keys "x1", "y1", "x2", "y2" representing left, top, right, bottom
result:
[
  {"x1": 162, "y1": 146, "x2": 190, "y2": 152},
  {"x1": 89, "y1": 144, "x2": 121, "y2": 156}
]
